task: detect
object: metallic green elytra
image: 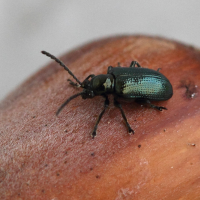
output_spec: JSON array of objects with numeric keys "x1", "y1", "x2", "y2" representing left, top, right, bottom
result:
[
  {"x1": 42, "y1": 51, "x2": 173, "y2": 138},
  {"x1": 108, "y1": 67, "x2": 173, "y2": 100}
]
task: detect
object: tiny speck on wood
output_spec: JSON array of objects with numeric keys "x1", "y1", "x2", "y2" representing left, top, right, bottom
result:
[
  {"x1": 91, "y1": 152, "x2": 95, "y2": 156},
  {"x1": 96, "y1": 175, "x2": 100, "y2": 179},
  {"x1": 188, "y1": 143, "x2": 196, "y2": 147}
]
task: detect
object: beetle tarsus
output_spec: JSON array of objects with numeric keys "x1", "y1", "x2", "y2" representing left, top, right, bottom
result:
[
  {"x1": 128, "y1": 127, "x2": 134, "y2": 134},
  {"x1": 157, "y1": 106, "x2": 167, "y2": 111},
  {"x1": 91, "y1": 131, "x2": 96, "y2": 139},
  {"x1": 146, "y1": 100, "x2": 167, "y2": 111},
  {"x1": 150, "y1": 105, "x2": 167, "y2": 111},
  {"x1": 114, "y1": 97, "x2": 134, "y2": 134}
]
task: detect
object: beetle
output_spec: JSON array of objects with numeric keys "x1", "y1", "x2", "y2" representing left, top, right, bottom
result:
[{"x1": 42, "y1": 51, "x2": 173, "y2": 138}]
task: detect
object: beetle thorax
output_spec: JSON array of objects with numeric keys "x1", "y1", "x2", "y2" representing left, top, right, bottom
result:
[{"x1": 91, "y1": 74, "x2": 114, "y2": 95}]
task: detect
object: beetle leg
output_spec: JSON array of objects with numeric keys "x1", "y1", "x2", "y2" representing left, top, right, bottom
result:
[
  {"x1": 114, "y1": 97, "x2": 134, "y2": 134},
  {"x1": 92, "y1": 95, "x2": 109, "y2": 138},
  {"x1": 67, "y1": 79, "x2": 80, "y2": 87},
  {"x1": 84, "y1": 74, "x2": 95, "y2": 80},
  {"x1": 157, "y1": 68, "x2": 161, "y2": 72},
  {"x1": 129, "y1": 61, "x2": 141, "y2": 68},
  {"x1": 117, "y1": 62, "x2": 121, "y2": 67},
  {"x1": 146, "y1": 100, "x2": 167, "y2": 111},
  {"x1": 81, "y1": 74, "x2": 95, "y2": 88}
]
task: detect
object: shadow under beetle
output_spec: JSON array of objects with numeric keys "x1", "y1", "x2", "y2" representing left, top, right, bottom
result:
[{"x1": 42, "y1": 51, "x2": 173, "y2": 138}]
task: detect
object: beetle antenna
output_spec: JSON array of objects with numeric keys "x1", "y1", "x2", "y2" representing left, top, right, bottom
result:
[
  {"x1": 41, "y1": 51, "x2": 82, "y2": 85},
  {"x1": 56, "y1": 91, "x2": 84, "y2": 115}
]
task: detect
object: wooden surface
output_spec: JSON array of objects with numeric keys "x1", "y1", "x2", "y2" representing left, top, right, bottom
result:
[{"x1": 1, "y1": 35, "x2": 200, "y2": 200}]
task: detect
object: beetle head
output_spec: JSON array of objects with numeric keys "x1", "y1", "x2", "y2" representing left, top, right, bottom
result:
[
  {"x1": 81, "y1": 89, "x2": 95, "y2": 99},
  {"x1": 80, "y1": 74, "x2": 114, "y2": 99}
]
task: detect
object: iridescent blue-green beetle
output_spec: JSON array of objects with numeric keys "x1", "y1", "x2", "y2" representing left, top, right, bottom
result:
[{"x1": 42, "y1": 51, "x2": 173, "y2": 138}]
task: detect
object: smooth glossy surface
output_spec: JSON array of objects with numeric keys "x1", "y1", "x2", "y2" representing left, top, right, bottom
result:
[{"x1": 112, "y1": 67, "x2": 173, "y2": 100}]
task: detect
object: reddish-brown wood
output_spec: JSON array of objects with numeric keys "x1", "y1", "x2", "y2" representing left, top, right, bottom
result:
[{"x1": 1, "y1": 35, "x2": 200, "y2": 200}]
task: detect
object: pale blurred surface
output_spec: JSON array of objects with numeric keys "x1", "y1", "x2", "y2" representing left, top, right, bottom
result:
[{"x1": 0, "y1": 0, "x2": 200, "y2": 100}]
